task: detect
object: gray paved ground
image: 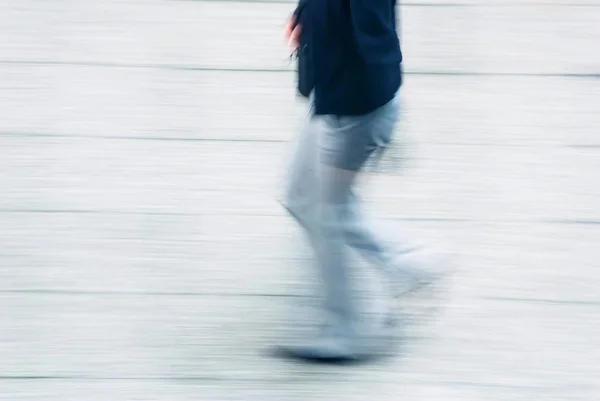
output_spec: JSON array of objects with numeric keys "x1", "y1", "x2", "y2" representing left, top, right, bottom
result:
[{"x1": 1, "y1": 0, "x2": 599, "y2": 400}]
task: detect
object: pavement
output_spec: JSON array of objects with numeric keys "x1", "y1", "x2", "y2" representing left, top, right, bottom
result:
[{"x1": 1, "y1": 0, "x2": 599, "y2": 400}]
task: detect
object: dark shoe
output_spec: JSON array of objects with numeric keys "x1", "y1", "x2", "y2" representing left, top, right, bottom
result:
[
  {"x1": 274, "y1": 327, "x2": 395, "y2": 365},
  {"x1": 274, "y1": 341, "x2": 362, "y2": 365}
]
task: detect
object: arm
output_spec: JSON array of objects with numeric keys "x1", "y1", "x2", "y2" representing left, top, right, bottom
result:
[
  {"x1": 293, "y1": 0, "x2": 308, "y2": 23},
  {"x1": 286, "y1": 0, "x2": 307, "y2": 48}
]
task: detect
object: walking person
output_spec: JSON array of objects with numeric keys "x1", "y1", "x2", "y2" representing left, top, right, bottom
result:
[{"x1": 277, "y1": 0, "x2": 443, "y2": 363}]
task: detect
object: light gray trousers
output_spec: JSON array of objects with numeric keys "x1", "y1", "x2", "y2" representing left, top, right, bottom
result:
[{"x1": 281, "y1": 94, "x2": 402, "y2": 340}]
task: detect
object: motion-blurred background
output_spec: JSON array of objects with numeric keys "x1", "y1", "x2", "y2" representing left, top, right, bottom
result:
[{"x1": 1, "y1": 0, "x2": 599, "y2": 400}]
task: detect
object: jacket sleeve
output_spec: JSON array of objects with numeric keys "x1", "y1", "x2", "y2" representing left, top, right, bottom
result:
[
  {"x1": 349, "y1": 0, "x2": 396, "y2": 64},
  {"x1": 293, "y1": 0, "x2": 308, "y2": 24}
]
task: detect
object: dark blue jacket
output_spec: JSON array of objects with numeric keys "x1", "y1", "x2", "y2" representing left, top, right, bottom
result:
[{"x1": 294, "y1": 0, "x2": 402, "y2": 116}]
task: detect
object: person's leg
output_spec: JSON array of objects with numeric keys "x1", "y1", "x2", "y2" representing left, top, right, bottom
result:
[
  {"x1": 312, "y1": 161, "x2": 362, "y2": 343},
  {"x1": 280, "y1": 108, "x2": 319, "y2": 236},
  {"x1": 277, "y1": 101, "x2": 364, "y2": 360},
  {"x1": 277, "y1": 95, "x2": 448, "y2": 362},
  {"x1": 277, "y1": 98, "x2": 401, "y2": 362},
  {"x1": 323, "y1": 97, "x2": 405, "y2": 278},
  {"x1": 331, "y1": 96, "x2": 446, "y2": 299},
  {"x1": 276, "y1": 125, "x2": 371, "y2": 362},
  {"x1": 342, "y1": 191, "x2": 415, "y2": 267},
  {"x1": 315, "y1": 98, "x2": 400, "y2": 333},
  {"x1": 281, "y1": 106, "x2": 360, "y2": 333}
]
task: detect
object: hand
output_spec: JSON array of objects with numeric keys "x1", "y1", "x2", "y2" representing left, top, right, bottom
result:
[{"x1": 284, "y1": 15, "x2": 302, "y2": 49}]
